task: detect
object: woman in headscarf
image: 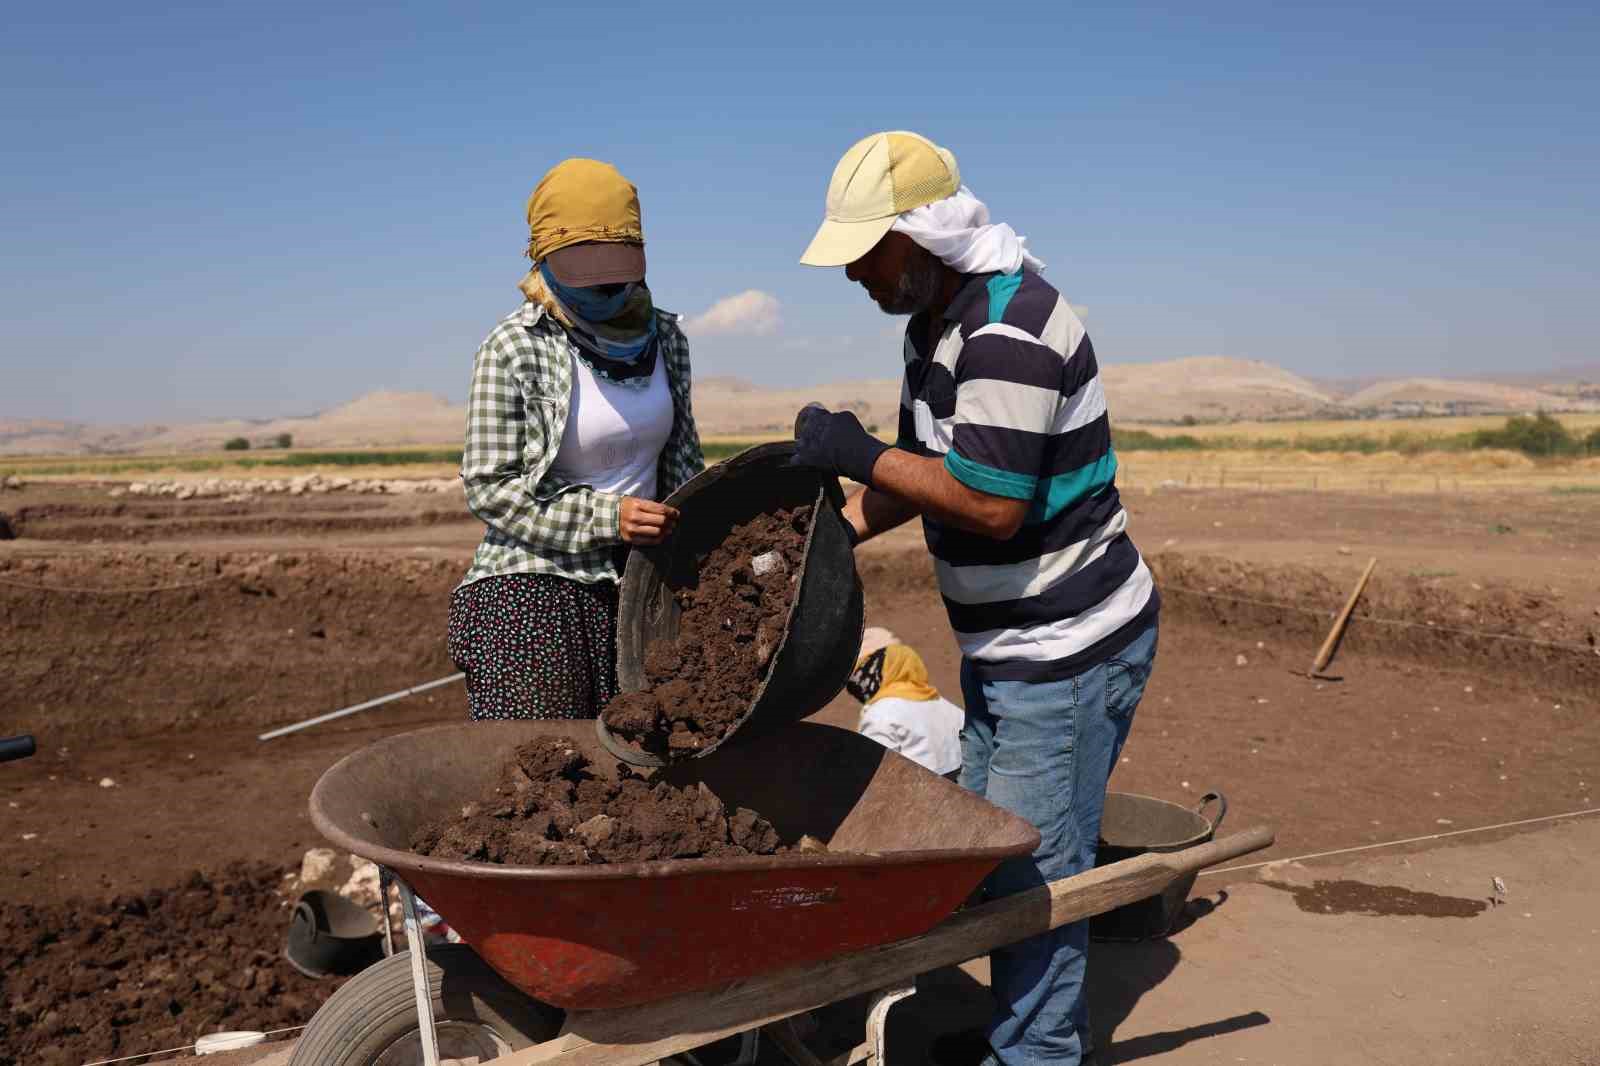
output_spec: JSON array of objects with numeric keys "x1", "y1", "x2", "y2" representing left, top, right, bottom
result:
[
  {"x1": 448, "y1": 158, "x2": 704, "y2": 720},
  {"x1": 845, "y1": 627, "x2": 965, "y2": 780}
]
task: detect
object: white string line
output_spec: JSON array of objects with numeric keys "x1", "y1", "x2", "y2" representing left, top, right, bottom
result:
[
  {"x1": 1201, "y1": 805, "x2": 1600, "y2": 878},
  {"x1": 1161, "y1": 582, "x2": 1598, "y2": 655},
  {"x1": 78, "y1": 1025, "x2": 308, "y2": 1066}
]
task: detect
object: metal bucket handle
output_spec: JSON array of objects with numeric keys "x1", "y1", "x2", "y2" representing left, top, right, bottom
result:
[{"x1": 1196, "y1": 791, "x2": 1228, "y2": 833}]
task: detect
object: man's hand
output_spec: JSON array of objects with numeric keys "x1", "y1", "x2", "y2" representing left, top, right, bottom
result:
[
  {"x1": 619, "y1": 497, "x2": 679, "y2": 545},
  {"x1": 792, "y1": 404, "x2": 891, "y2": 487}
]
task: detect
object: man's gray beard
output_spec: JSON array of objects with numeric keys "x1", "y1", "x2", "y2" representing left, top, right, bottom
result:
[{"x1": 878, "y1": 249, "x2": 943, "y2": 315}]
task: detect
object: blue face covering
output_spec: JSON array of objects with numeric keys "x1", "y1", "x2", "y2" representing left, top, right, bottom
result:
[{"x1": 539, "y1": 261, "x2": 634, "y2": 322}]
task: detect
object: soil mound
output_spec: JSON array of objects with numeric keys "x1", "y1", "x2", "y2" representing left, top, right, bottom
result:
[
  {"x1": 602, "y1": 506, "x2": 812, "y2": 758},
  {"x1": 0, "y1": 863, "x2": 333, "y2": 1066},
  {"x1": 0, "y1": 549, "x2": 460, "y2": 742},
  {"x1": 410, "y1": 737, "x2": 796, "y2": 865},
  {"x1": 1149, "y1": 551, "x2": 1600, "y2": 696}
]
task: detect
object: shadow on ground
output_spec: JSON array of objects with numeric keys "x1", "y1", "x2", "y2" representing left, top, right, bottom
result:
[
  {"x1": 1090, "y1": 889, "x2": 1271, "y2": 1063},
  {"x1": 799, "y1": 886, "x2": 1270, "y2": 1064}
]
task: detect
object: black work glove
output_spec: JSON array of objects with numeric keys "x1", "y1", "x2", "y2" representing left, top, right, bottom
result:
[{"x1": 792, "y1": 403, "x2": 891, "y2": 488}]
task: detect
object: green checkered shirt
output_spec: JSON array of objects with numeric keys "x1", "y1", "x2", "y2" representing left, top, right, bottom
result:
[{"x1": 458, "y1": 301, "x2": 704, "y2": 589}]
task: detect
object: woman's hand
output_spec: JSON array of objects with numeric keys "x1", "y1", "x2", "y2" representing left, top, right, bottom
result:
[{"x1": 619, "y1": 497, "x2": 680, "y2": 545}]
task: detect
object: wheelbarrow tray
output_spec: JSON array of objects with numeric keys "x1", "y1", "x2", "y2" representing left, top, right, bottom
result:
[{"x1": 310, "y1": 721, "x2": 1040, "y2": 1009}]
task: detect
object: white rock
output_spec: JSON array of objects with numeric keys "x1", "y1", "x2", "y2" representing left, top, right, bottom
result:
[
  {"x1": 175, "y1": 486, "x2": 196, "y2": 500},
  {"x1": 98, "y1": 777, "x2": 117, "y2": 788},
  {"x1": 339, "y1": 859, "x2": 383, "y2": 909},
  {"x1": 329, "y1": 476, "x2": 353, "y2": 491},
  {"x1": 1259, "y1": 860, "x2": 1316, "y2": 888},
  {"x1": 1235, "y1": 653, "x2": 1249, "y2": 667},
  {"x1": 751, "y1": 551, "x2": 786, "y2": 576},
  {"x1": 572, "y1": 814, "x2": 616, "y2": 848},
  {"x1": 300, "y1": 847, "x2": 340, "y2": 885},
  {"x1": 128, "y1": 482, "x2": 150, "y2": 495},
  {"x1": 107, "y1": 487, "x2": 127, "y2": 498}
]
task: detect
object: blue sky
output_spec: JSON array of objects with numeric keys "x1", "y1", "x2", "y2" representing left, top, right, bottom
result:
[{"x1": 2, "y1": 1, "x2": 1596, "y2": 423}]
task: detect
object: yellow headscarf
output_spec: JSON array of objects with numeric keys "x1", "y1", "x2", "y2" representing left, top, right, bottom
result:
[{"x1": 848, "y1": 643, "x2": 940, "y2": 707}]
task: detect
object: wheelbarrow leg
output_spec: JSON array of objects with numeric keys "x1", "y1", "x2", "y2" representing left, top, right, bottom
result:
[
  {"x1": 377, "y1": 864, "x2": 396, "y2": 957},
  {"x1": 396, "y1": 878, "x2": 442, "y2": 1066},
  {"x1": 764, "y1": 985, "x2": 916, "y2": 1066},
  {"x1": 861, "y1": 985, "x2": 915, "y2": 1066}
]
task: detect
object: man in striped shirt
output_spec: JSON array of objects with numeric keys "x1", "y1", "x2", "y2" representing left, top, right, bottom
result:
[{"x1": 794, "y1": 131, "x2": 1160, "y2": 1066}]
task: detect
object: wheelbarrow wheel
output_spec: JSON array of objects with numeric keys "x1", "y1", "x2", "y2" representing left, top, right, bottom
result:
[{"x1": 289, "y1": 944, "x2": 562, "y2": 1066}]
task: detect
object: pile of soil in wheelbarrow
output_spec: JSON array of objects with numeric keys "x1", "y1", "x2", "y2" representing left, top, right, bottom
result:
[
  {"x1": 601, "y1": 505, "x2": 813, "y2": 758},
  {"x1": 0, "y1": 863, "x2": 335, "y2": 1066},
  {"x1": 411, "y1": 736, "x2": 816, "y2": 866}
]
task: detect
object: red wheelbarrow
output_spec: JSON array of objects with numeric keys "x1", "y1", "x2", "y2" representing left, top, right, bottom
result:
[{"x1": 293, "y1": 721, "x2": 1273, "y2": 1066}]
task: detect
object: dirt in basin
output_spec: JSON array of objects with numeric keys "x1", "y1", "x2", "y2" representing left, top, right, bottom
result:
[
  {"x1": 410, "y1": 737, "x2": 817, "y2": 866},
  {"x1": 601, "y1": 505, "x2": 813, "y2": 758}
]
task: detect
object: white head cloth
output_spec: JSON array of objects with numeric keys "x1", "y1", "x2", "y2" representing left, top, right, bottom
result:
[{"x1": 891, "y1": 185, "x2": 1045, "y2": 275}]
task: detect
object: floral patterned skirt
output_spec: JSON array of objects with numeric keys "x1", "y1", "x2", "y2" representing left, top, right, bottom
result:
[{"x1": 447, "y1": 572, "x2": 620, "y2": 720}]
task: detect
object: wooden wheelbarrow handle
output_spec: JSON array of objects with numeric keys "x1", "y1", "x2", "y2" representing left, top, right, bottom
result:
[{"x1": 505, "y1": 825, "x2": 1276, "y2": 1066}]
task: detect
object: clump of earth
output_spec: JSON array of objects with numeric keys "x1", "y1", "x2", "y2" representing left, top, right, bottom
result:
[
  {"x1": 0, "y1": 864, "x2": 336, "y2": 1066},
  {"x1": 410, "y1": 737, "x2": 822, "y2": 866},
  {"x1": 602, "y1": 505, "x2": 813, "y2": 758}
]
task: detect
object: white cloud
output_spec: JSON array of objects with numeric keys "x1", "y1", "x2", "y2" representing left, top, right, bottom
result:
[{"x1": 682, "y1": 290, "x2": 781, "y2": 337}]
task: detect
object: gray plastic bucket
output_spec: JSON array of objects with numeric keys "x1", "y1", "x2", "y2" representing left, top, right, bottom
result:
[{"x1": 1090, "y1": 790, "x2": 1227, "y2": 941}]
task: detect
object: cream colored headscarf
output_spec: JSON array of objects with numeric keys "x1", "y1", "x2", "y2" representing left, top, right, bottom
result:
[{"x1": 848, "y1": 643, "x2": 940, "y2": 707}]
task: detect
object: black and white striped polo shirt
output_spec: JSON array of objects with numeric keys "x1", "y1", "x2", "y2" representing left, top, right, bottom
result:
[{"x1": 897, "y1": 269, "x2": 1159, "y2": 681}]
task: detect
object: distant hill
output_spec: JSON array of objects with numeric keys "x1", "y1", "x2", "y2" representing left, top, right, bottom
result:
[
  {"x1": 694, "y1": 377, "x2": 903, "y2": 435},
  {"x1": 1101, "y1": 357, "x2": 1338, "y2": 422},
  {"x1": 4, "y1": 361, "x2": 1597, "y2": 456},
  {"x1": 1342, "y1": 378, "x2": 1578, "y2": 415}
]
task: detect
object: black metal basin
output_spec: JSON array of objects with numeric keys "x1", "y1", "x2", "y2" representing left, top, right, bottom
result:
[{"x1": 601, "y1": 442, "x2": 864, "y2": 765}]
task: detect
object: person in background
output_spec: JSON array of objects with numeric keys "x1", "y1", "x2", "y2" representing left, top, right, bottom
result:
[
  {"x1": 449, "y1": 158, "x2": 704, "y2": 720},
  {"x1": 792, "y1": 131, "x2": 1158, "y2": 1066},
  {"x1": 846, "y1": 627, "x2": 964, "y2": 780}
]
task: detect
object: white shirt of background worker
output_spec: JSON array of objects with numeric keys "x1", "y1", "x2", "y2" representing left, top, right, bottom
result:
[{"x1": 846, "y1": 627, "x2": 964, "y2": 778}]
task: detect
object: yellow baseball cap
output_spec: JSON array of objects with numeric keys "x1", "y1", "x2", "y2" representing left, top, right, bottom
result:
[
  {"x1": 525, "y1": 158, "x2": 647, "y2": 285},
  {"x1": 799, "y1": 131, "x2": 961, "y2": 267}
]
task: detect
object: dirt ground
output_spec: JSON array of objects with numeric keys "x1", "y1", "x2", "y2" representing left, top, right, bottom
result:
[{"x1": 3, "y1": 480, "x2": 1599, "y2": 1064}]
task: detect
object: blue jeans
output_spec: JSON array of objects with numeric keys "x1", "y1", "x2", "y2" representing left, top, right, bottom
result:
[{"x1": 959, "y1": 621, "x2": 1159, "y2": 1066}]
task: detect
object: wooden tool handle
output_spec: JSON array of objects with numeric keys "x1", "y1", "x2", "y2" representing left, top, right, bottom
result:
[{"x1": 1311, "y1": 557, "x2": 1377, "y2": 674}]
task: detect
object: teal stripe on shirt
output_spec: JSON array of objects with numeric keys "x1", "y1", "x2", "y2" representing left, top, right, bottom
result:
[
  {"x1": 945, "y1": 448, "x2": 1039, "y2": 500},
  {"x1": 1027, "y1": 449, "x2": 1119, "y2": 523},
  {"x1": 986, "y1": 271, "x2": 1023, "y2": 323}
]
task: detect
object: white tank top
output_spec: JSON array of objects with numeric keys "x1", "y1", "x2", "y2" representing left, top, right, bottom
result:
[{"x1": 549, "y1": 353, "x2": 674, "y2": 499}]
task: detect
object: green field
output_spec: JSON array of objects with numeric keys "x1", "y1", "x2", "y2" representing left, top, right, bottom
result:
[
  {"x1": 0, "y1": 440, "x2": 767, "y2": 480},
  {"x1": 1113, "y1": 413, "x2": 1600, "y2": 460}
]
